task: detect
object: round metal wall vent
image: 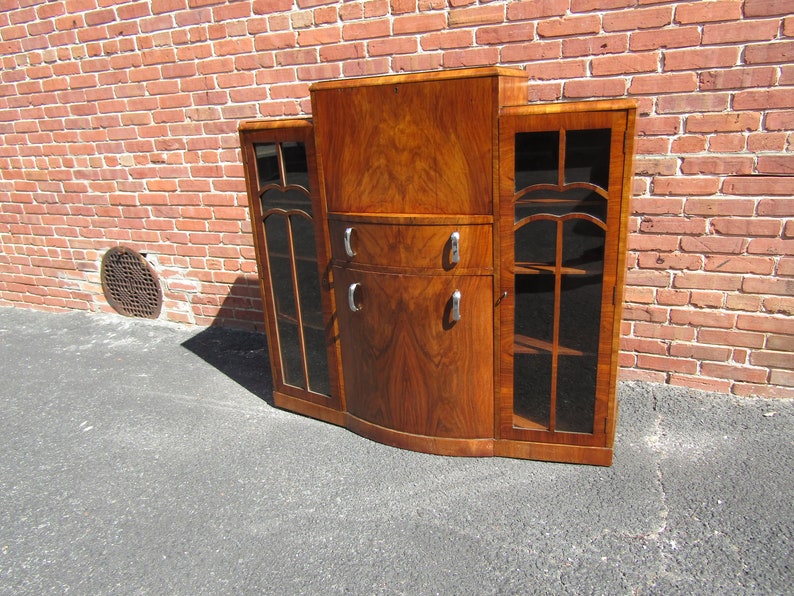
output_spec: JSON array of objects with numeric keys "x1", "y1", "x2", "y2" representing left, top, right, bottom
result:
[{"x1": 101, "y1": 247, "x2": 162, "y2": 319}]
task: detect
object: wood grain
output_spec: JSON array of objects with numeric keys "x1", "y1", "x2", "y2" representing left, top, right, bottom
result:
[
  {"x1": 328, "y1": 218, "x2": 493, "y2": 273},
  {"x1": 313, "y1": 77, "x2": 493, "y2": 215},
  {"x1": 334, "y1": 269, "x2": 494, "y2": 439}
]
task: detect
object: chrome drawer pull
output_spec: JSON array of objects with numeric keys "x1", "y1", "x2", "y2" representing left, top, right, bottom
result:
[
  {"x1": 344, "y1": 227, "x2": 356, "y2": 257},
  {"x1": 451, "y1": 289, "x2": 461, "y2": 322},
  {"x1": 348, "y1": 283, "x2": 362, "y2": 312},
  {"x1": 450, "y1": 231, "x2": 460, "y2": 264}
]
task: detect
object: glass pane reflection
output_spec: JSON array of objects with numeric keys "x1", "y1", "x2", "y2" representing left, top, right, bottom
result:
[{"x1": 257, "y1": 140, "x2": 330, "y2": 397}]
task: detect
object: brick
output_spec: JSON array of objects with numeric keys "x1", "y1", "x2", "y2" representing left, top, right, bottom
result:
[
  {"x1": 680, "y1": 234, "x2": 748, "y2": 254},
  {"x1": 634, "y1": 157, "x2": 678, "y2": 177},
  {"x1": 743, "y1": 276, "x2": 794, "y2": 297},
  {"x1": 743, "y1": 41, "x2": 794, "y2": 65},
  {"x1": 735, "y1": 381, "x2": 794, "y2": 398},
  {"x1": 656, "y1": 288, "x2": 690, "y2": 307},
  {"x1": 627, "y1": 233, "x2": 679, "y2": 252},
  {"x1": 757, "y1": 155, "x2": 794, "y2": 176},
  {"x1": 652, "y1": 176, "x2": 719, "y2": 196},
  {"x1": 562, "y1": 77, "x2": 627, "y2": 98},
  {"x1": 342, "y1": 58, "x2": 389, "y2": 78},
  {"x1": 390, "y1": 0, "x2": 416, "y2": 14},
  {"x1": 737, "y1": 314, "x2": 794, "y2": 335},
  {"x1": 724, "y1": 294, "x2": 761, "y2": 312},
  {"x1": 685, "y1": 112, "x2": 760, "y2": 133},
  {"x1": 254, "y1": 32, "x2": 296, "y2": 51},
  {"x1": 622, "y1": 304, "x2": 669, "y2": 323},
  {"x1": 765, "y1": 110, "x2": 794, "y2": 131},
  {"x1": 690, "y1": 290, "x2": 724, "y2": 309},
  {"x1": 537, "y1": 15, "x2": 601, "y2": 39},
  {"x1": 639, "y1": 216, "x2": 707, "y2": 235},
  {"x1": 392, "y1": 13, "x2": 445, "y2": 35},
  {"x1": 591, "y1": 52, "x2": 659, "y2": 76},
  {"x1": 367, "y1": 36, "x2": 417, "y2": 56},
  {"x1": 734, "y1": 88, "x2": 794, "y2": 110},
  {"x1": 657, "y1": 92, "x2": 729, "y2": 114},
  {"x1": 707, "y1": 134, "x2": 746, "y2": 153},
  {"x1": 670, "y1": 135, "x2": 707, "y2": 154},
  {"x1": 702, "y1": 20, "x2": 779, "y2": 45},
  {"x1": 768, "y1": 334, "x2": 794, "y2": 352},
  {"x1": 507, "y1": 0, "x2": 568, "y2": 20},
  {"x1": 448, "y1": 4, "x2": 505, "y2": 28},
  {"x1": 629, "y1": 26, "x2": 700, "y2": 51},
  {"x1": 670, "y1": 342, "x2": 731, "y2": 362},
  {"x1": 680, "y1": 156, "x2": 753, "y2": 176},
  {"x1": 443, "y1": 47, "x2": 499, "y2": 68},
  {"x1": 747, "y1": 132, "x2": 787, "y2": 153},
  {"x1": 710, "y1": 218, "x2": 781, "y2": 237},
  {"x1": 501, "y1": 40, "x2": 562, "y2": 63},
  {"x1": 674, "y1": 0, "x2": 743, "y2": 24},
  {"x1": 763, "y1": 296, "x2": 794, "y2": 317},
  {"x1": 421, "y1": 30, "x2": 474, "y2": 51},
  {"x1": 604, "y1": 6, "x2": 672, "y2": 32},
  {"x1": 630, "y1": 73, "x2": 697, "y2": 95},
  {"x1": 705, "y1": 255, "x2": 775, "y2": 275},
  {"x1": 525, "y1": 59, "x2": 587, "y2": 81},
  {"x1": 663, "y1": 47, "x2": 740, "y2": 71},
  {"x1": 637, "y1": 115, "x2": 682, "y2": 136},
  {"x1": 476, "y1": 23, "x2": 534, "y2": 45},
  {"x1": 637, "y1": 251, "x2": 703, "y2": 270},
  {"x1": 297, "y1": 26, "x2": 342, "y2": 46},
  {"x1": 637, "y1": 354, "x2": 698, "y2": 375},
  {"x1": 779, "y1": 257, "x2": 794, "y2": 276},
  {"x1": 744, "y1": 0, "x2": 793, "y2": 16},
  {"x1": 672, "y1": 272, "x2": 742, "y2": 292},
  {"x1": 632, "y1": 197, "x2": 684, "y2": 215},
  {"x1": 562, "y1": 33, "x2": 627, "y2": 58},
  {"x1": 723, "y1": 176, "x2": 794, "y2": 197},
  {"x1": 668, "y1": 374, "x2": 733, "y2": 394},
  {"x1": 698, "y1": 328, "x2": 765, "y2": 349},
  {"x1": 701, "y1": 362, "x2": 768, "y2": 383}
]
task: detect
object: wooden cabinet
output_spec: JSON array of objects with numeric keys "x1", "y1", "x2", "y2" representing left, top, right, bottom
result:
[{"x1": 240, "y1": 68, "x2": 636, "y2": 465}]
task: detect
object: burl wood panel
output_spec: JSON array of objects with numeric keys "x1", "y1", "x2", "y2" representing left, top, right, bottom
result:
[
  {"x1": 312, "y1": 77, "x2": 493, "y2": 215},
  {"x1": 334, "y1": 268, "x2": 494, "y2": 439},
  {"x1": 328, "y1": 218, "x2": 493, "y2": 273}
]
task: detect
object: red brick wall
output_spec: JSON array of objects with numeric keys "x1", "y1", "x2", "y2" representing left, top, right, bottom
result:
[{"x1": 1, "y1": 0, "x2": 792, "y2": 397}]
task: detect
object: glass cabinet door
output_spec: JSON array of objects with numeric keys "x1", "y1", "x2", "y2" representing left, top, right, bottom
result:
[
  {"x1": 240, "y1": 121, "x2": 341, "y2": 411},
  {"x1": 498, "y1": 105, "x2": 635, "y2": 447}
]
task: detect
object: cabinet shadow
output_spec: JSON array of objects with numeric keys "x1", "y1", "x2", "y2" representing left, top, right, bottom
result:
[{"x1": 180, "y1": 276, "x2": 274, "y2": 405}]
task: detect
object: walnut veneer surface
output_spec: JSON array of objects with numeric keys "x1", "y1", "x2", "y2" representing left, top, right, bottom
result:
[{"x1": 239, "y1": 68, "x2": 636, "y2": 465}]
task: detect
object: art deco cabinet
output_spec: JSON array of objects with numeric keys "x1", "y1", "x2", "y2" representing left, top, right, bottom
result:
[{"x1": 239, "y1": 68, "x2": 636, "y2": 465}]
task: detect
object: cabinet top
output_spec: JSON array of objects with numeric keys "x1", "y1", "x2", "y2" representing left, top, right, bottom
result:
[{"x1": 309, "y1": 66, "x2": 527, "y2": 92}]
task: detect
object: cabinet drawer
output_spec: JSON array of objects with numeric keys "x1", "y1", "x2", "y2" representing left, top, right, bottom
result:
[{"x1": 328, "y1": 218, "x2": 492, "y2": 272}]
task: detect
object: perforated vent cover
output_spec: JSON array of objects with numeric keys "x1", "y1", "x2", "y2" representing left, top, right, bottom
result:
[{"x1": 101, "y1": 247, "x2": 162, "y2": 319}]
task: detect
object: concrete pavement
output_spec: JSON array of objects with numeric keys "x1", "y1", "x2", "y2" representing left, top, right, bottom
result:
[{"x1": 0, "y1": 306, "x2": 791, "y2": 594}]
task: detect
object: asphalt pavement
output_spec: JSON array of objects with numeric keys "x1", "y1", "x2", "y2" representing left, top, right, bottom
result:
[{"x1": 0, "y1": 306, "x2": 791, "y2": 595}]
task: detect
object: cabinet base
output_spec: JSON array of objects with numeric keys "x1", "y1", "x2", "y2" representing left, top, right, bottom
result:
[{"x1": 273, "y1": 392, "x2": 613, "y2": 465}]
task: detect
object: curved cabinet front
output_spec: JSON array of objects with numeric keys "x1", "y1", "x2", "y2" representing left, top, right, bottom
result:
[{"x1": 333, "y1": 267, "x2": 494, "y2": 449}]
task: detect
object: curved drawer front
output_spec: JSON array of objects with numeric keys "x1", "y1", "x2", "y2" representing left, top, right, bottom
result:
[{"x1": 328, "y1": 217, "x2": 492, "y2": 273}]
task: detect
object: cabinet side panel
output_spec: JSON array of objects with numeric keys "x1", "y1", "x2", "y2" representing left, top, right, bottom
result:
[{"x1": 313, "y1": 78, "x2": 493, "y2": 215}]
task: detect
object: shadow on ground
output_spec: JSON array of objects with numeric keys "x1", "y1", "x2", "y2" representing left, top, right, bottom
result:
[{"x1": 180, "y1": 277, "x2": 274, "y2": 405}]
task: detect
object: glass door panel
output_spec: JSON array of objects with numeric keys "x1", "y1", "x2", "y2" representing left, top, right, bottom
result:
[
  {"x1": 256, "y1": 141, "x2": 331, "y2": 397},
  {"x1": 240, "y1": 122, "x2": 339, "y2": 410},
  {"x1": 501, "y1": 107, "x2": 630, "y2": 445}
]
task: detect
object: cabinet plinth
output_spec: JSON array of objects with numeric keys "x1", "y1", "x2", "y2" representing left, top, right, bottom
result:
[{"x1": 240, "y1": 68, "x2": 636, "y2": 465}]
